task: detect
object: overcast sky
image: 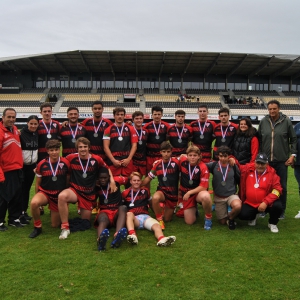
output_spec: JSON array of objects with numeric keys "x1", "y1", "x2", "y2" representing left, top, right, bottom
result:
[{"x1": 1, "y1": 0, "x2": 299, "y2": 58}]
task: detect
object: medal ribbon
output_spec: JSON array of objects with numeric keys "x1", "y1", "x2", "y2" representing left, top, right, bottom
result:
[
  {"x1": 42, "y1": 120, "x2": 52, "y2": 136},
  {"x1": 153, "y1": 121, "x2": 161, "y2": 136},
  {"x1": 78, "y1": 154, "x2": 91, "y2": 175},
  {"x1": 162, "y1": 159, "x2": 171, "y2": 178},
  {"x1": 134, "y1": 126, "x2": 142, "y2": 141},
  {"x1": 101, "y1": 183, "x2": 110, "y2": 200},
  {"x1": 114, "y1": 123, "x2": 125, "y2": 138},
  {"x1": 48, "y1": 157, "x2": 60, "y2": 177},
  {"x1": 254, "y1": 170, "x2": 267, "y2": 186},
  {"x1": 69, "y1": 124, "x2": 79, "y2": 140},
  {"x1": 130, "y1": 189, "x2": 140, "y2": 205},
  {"x1": 221, "y1": 123, "x2": 230, "y2": 139},
  {"x1": 198, "y1": 120, "x2": 207, "y2": 136},
  {"x1": 218, "y1": 161, "x2": 229, "y2": 182},
  {"x1": 175, "y1": 125, "x2": 185, "y2": 140},
  {"x1": 93, "y1": 118, "x2": 103, "y2": 135},
  {"x1": 188, "y1": 163, "x2": 197, "y2": 181}
]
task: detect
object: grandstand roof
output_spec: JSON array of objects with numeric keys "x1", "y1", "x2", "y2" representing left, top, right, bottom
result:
[{"x1": 1, "y1": 50, "x2": 300, "y2": 79}]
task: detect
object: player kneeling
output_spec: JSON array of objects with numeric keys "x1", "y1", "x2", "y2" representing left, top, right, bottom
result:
[
  {"x1": 123, "y1": 172, "x2": 176, "y2": 247},
  {"x1": 94, "y1": 167, "x2": 127, "y2": 251},
  {"x1": 29, "y1": 140, "x2": 70, "y2": 238}
]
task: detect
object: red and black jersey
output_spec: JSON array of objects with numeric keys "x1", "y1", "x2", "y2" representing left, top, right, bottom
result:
[
  {"x1": 59, "y1": 124, "x2": 87, "y2": 157},
  {"x1": 148, "y1": 157, "x2": 179, "y2": 201},
  {"x1": 36, "y1": 157, "x2": 70, "y2": 200},
  {"x1": 81, "y1": 118, "x2": 113, "y2": 157},
  {"x1": 133, "y1": 127, "x2": 148, "y2": 162},
  {"x1": 143, "y1": 121, "x2": 170, "y2": 157},
  {"x1": 97, "y1": 182, "x2": 123, "y2": 210},
  {"x1": 122, "y1": 187, "x2": 150, "y2": 215},
  {"x1": 213, "y1": 122, "x2": 238, "y2": 160},
  {"x1": 190, "y1": 120, "x2": 216, "y2": 161},
  {"x1": 168, "y1": 124, "x2": 192, "y2": 156},
  {"x1": 179, "y1": 156, "x2": 210, "y2": 194},
  {"x1": 66, "y1": 153, "x2": 108, "y2": 202},
  {"x1": 37, "y1": 119, "x2": 61, "y2": 162},
  {"x1": 103, "y1": 123, "x2": 138, "y2": 165}
]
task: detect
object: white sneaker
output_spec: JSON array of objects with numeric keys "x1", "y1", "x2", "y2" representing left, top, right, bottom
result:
[
  {"x1": 268, "y1": 223, "x2": 279, "y2": 233},
  {"x1": 295, "y1": 211, "x2": 300, "y2": 219},
  {"x1": 157, "y1": 236, "x2": 176, "y2": 247},
  {"x1": 248, "y1": 214, "x2": 259, "y2": 226},
  {"x1": 59, "y1": 229, "x2": 70, "y2": 240},
  {"x1": 127, "y1": 234, "x2": 138, "y2": 245}
]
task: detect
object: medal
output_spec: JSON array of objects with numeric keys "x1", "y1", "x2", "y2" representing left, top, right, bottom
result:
[
  {"x1": 134, "y1": 127, "x2": 143, "y2": 146},
  {"x1": 175, "y1": 125, "x2": 185, "y2": 144},
  {"x1": 69, "y1": 124, "x2": 79, "y2": 144},
  {"x1": 130, "y1": 189, "x2": 140, "y2": 207},
  {"x1": 101, "y1": 183, "x2": 110, "y2": 205},
  {"x1": 78, "y1": 154, "x2": 91, "y2": 179},
  {"x1": 254, "y1": 170, "x2": 266, "y2": 190},
  {"x1": 188, "y1": 163, "x2": 197, "y2": 186},
  {"x1": 48, "y1": 157, "x2": 60, "y2": 183},
  {"x1": 115, "y1": 122, "x2": 125, "y2": 142},
  {"x1": 155, "y1": 135, "x2": 160, "y2": 140},
  {"x1": 218, "y1": 161, "x2": 229, "y2": 187},
  {"x1": 198, "y1": 121, "x2": 207, "y2": 140},
  {"x1": 42, "y1": 120, "x2": 53, "y2": 140},
  {"x1": 161, "y1": 159, "x2": 171, "y2": 183},
  {"x1": 220, "y1": 123, "x2": 230, "y2": 144},
  {"x1": 138, "y1": 140, "x2": 143, "y2": 145},
  {"x1": 93, "y1": 119, "x2": 103, "y2": 138},
  {"x1": 153, "y1": 121, "x2": 161, "y2": 140}
]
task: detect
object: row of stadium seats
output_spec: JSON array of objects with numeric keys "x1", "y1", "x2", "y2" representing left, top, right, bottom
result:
[
  {"x1": 0, "y1": 94, "x2": 44, "y2": 101},
  {"x1": 233, "y1": 90, "x2": 279, "y2": 96}
]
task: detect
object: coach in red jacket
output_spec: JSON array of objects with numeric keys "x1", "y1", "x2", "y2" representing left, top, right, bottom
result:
[
  {"x1": 238, "y1": 153, "x2": 283, "y2": 233},
  {"x1": 0, "y1": 108, "x2": 24, "y2": 231}
]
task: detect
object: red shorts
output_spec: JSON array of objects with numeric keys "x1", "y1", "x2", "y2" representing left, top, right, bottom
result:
[
  {"x1": 69, "y1": 188, "x2": 96, "y2": 211},
  {"x1": 113, "y1": 176, "x2": 128, "y2": 186},
  {"x1": 38, "y1": 191, "x2": 58, "y2": 212},
  {"x1": 146, "y1": 156, "x2": 161, "y2": 173},
  {"x1": 176, "y1": 192, "x2": 197, "y2": 218},
  {"x1": 94, "y1": 209, "x2": 118, "y2": 228},
  {"x1": 155, "y1": 190, "x2": 177, "y2": 209},
  {"x1": 132, "y1": 161, "x2": 147, "y2": 176},
  {"x1": 109, "y1": 160, "x2": 134, "y2": 177}
]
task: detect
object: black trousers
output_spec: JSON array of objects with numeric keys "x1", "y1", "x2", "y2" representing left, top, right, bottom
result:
[
  {"x1": 239, "y1": 200, "x2": 283, "y2": 225},
  {"x1": 22, "y1": 164, "x2": 36, "y2": 212},
  {"x1": 0, "y1": 169, "x2": 23, "y2": 223}
]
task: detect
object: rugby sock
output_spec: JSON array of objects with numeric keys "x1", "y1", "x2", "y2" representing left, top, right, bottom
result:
[
  {"x1": 128, "y1": 230, "x2": 136, "y2": 235},
  {"x1": 34, "y1": 220, "x2": 42, "y2": 228},
  {"x1": 157, "y1": 236, "x2": 164, "y2": 241},
  {"x1": 61, "y1": 222, "x2": 69, "y2": 230},
  {"x1": 205, "y1": 213, "x2": 212, "y2": 219},
  {"x1": 156, "y1": 213, "x2": 163, "y2": 221}
]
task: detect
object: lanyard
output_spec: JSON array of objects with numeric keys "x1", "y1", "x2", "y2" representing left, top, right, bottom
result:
[
  {"x1": 101, "y1": 183, "x2": 110, "y2": 200},
  {"x1": 153, "y1": 121, "x2": 161, "y2": 136},
  {"x1": 198, "y1": 120, "x2": 207, "y2": 136},
  {"x1": 175, "y1": 125, "x2": 185, "y2": 140},
  {"x1": 114, "y1": 123, "x2": 125, "y2": 138},
  {"x1": 78, "y1": 154, "x2": 91, "y2": 176},
  {"x1": 93, "y1": 118, "x2": 103, "y2": 134},
  {"x1": 42, "y1": 120, "x2": 52, "y2": 136},
  {"x1": 218, "y1": 161, "x2": 229, "y2": 182},
  {"x1": 221, "y1": 123, "x2": 230, "y2": 139},
  {"x1": 48, "y1": 157, "x2": 60, "y2": 178},
  {"x1": 69, "y1": 124, "x2": 78, "y2": 140},
  {"x1": 130, "y1": 189, "x2": 140, "y2": 205},
  {"x1": 162, "y1": 159, "x2": 171, "y2": 178}
]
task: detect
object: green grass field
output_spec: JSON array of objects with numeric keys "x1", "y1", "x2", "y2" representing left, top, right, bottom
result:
[{"x1": 1, "y1": 168, "x2": 300, "y2": 300}]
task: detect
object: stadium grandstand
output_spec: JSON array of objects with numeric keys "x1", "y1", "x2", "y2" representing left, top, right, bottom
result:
[{"x1": 1, "y1": 50, "x2": 300, "y2": 125}]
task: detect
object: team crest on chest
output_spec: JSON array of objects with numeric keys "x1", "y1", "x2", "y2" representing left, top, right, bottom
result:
[
  {"x1": 59, "y1": 163, "x2": 64, "y2": 169},
  {"x1": 90, "y1": 160, "x2": 95, "y2": 166},
  {"x1": 53, "y1": 123, "x2": 57, "y2": 128}
]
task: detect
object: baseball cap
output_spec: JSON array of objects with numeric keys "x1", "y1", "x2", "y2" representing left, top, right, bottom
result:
[{"x1": 255, "y1": 153, "x2": 268, "y2": 164}]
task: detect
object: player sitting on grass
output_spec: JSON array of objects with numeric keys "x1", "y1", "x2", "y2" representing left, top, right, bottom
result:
[
  {"x1": 141, "y1": 141, "x2": 180, "y2": 230},
  {"x1": 94, "y1": 167, "x2": 127, "y2": 251},
  {"x1": 29, "y1": 140, "x2": 70, "y2": 238},
  {"x1": 123, "y1": 172, "x2": 176, "y2": 247}
]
